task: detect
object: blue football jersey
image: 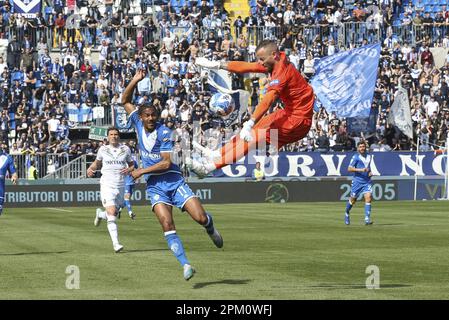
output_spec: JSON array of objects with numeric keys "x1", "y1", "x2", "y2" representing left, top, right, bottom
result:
[
  {"x1": 129, "y1": 110, "x2": 181, "y2": 179},
  {"x1": 0, "y1": 152, "x2": 16, "y2": 194},
  {"x1": 348, "y1": 152, "x2": 372, "y2": 184}
]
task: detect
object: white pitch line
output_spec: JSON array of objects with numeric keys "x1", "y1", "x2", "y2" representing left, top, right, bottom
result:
[{"x1": 46, "y1": 208, "x2": 74, "y2": 213}]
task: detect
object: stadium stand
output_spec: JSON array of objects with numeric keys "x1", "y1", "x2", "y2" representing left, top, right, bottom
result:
[{"x1": 0, "y1": 0, "x2": 448, "y2": 178}]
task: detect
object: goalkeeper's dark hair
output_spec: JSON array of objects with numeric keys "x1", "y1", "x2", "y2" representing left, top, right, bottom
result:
[
  {"x1": 256, "y1": 40, "x2": 279, "y2": 53},
  {"x1": 138, "y1": 104, "x2": 160, "y2": 117}
]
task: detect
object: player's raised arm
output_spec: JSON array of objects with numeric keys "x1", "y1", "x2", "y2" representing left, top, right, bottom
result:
[
  {"x1": 130, "y1": 152, "x2": 172, "y2": 180},
  {"x1": 121, "y1": 69, "x2": 146, "y2": 115}
]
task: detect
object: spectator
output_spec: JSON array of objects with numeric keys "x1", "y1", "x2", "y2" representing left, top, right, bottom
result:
[{"x1": 252, "y1": 162, "x2": 265, "y2": 181}]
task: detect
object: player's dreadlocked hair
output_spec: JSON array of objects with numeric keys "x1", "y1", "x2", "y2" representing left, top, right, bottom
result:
[{"x1": 255, "y1": 40, "x2": 279, "y2": 53}]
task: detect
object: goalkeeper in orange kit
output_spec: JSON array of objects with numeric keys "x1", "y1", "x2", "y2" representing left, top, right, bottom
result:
[{"x1": 186, "y1": 40, "x2": 315, "y2": 176}]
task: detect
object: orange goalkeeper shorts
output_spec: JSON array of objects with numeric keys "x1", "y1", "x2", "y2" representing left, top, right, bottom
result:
[{"x1": 254, "y1": 109, "x2": 312, "y2": 149}]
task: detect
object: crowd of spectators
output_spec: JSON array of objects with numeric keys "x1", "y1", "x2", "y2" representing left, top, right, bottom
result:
[{"x1": 0, "y1": 0, "x2": 449, "y2": 178}]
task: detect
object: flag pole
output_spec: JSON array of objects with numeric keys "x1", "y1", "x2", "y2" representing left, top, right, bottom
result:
[
  {"x1": 414, "y1": 136, "x2": 420, "y2": 201},
  {"x1": 446, "y1": 133, "x2": 449, "y2": 200}
]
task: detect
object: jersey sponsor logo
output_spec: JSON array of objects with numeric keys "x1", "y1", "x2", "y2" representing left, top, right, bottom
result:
[
  {"x1": 140, "y1": 151, "x2": 161, "y2": 160},
  {"x1": 104, "y1": 160, "x2": 127, "y2": 165}
]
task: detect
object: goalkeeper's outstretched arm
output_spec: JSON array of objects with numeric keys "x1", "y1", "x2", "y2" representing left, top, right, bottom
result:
[{"x1": 196, "y1": 57, "x2": 268, "y2": 74}]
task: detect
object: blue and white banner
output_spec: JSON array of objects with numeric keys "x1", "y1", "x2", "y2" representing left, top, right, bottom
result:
[
  {"x1": 210, "y1": 151, "x2": 448, "y2": 178},
  {"x1": 208, "y1": 70, "x2": 249, "y2": 127},
  {"x1": 66, "y1": 103, "x2": 92, "y2": 123},
  {"x1": 311, "y1": 43, "x2": 381, "y2": 118},
  {"x1": 67, "y1": 104, "x2": 79, "y2": 123},
  {"x1": 112, "y1": 104, "x2": 133, "y2": 133},
  {"x1": 13, "y1": 0, "x2": 41, "y2": 18}
]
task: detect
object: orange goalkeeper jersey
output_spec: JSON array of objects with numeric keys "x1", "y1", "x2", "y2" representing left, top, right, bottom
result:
[
  {"x1": 266, "y1": 52, "x2": 314, "y2": 120},
  {"x1": 229, "y1": 52, "x2": 314, "y2": 120}
]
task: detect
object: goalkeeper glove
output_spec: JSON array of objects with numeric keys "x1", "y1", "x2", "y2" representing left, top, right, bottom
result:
[
  {"x1": 239, "y1": 119, "x2": 255, "y2": 142},
  {"x1": 195, "y1": 57, "x2": 221, "y2": 69}
]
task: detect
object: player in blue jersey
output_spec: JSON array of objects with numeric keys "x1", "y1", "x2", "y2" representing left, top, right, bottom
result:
[
  {"x1": 0, "y1": 149, "x2": 18, "y2": 215},
  {"x1": 345, "y1": 141, "x2": 373, "y2": 226},
  {"x1": 123, "y1": 157, "x2": 139, "y2": 220},
  {"x1": 122, "y1": 69, "x2": 223, "y2": 281}
]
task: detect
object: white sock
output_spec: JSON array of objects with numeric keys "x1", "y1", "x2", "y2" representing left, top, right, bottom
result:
[
  {"x1": 99, "y1": 210, "x2": 107, "y2": 220},
  {"x1": 106, "y1": 215, "x2": 119, "y2": 246},
  {"x1": 204, "y1": 159, "x2": 217, "y2": 172}
]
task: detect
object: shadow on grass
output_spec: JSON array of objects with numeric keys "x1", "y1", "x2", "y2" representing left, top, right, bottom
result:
[
  {"x1": 310, "y1": 283, "x2": 411, "y2": 289},
  {"x1": 193, "y1": 279, "x2": 252, "y2": 289},
  {"x1": 121, "y1": 248, "x2": 168, "y2": 254},
  {"x1": 0, "y1": 251, "x2": 69, "y2": 256}
]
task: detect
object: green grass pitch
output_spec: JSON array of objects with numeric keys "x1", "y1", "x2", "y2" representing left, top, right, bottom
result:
[{"x1": 0, "y1": 201, "x2": 448, "y2": 299}]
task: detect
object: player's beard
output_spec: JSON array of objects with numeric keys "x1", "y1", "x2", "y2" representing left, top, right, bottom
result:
[{"x1": 266, "y1": 64, "x2": 274, "y2": 73}]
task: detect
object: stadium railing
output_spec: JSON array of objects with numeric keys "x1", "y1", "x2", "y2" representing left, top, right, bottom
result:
[
  {"x1": 4, "y1": 22, "x2": 449, "y2": 53},
  {"x1": 42, "y1": 154, "x2": 88, "y2": 180},
  {"x1": 12, "y1": 153, "x2": 71, "y2": 179}
]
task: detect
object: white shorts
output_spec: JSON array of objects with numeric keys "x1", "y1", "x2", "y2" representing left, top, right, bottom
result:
[{"x1": 101, "y1": 185, "x2": 125, "y2": 209}]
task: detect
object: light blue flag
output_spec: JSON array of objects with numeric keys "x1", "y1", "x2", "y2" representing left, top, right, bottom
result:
[{"x1": 310, "y1": 43, "x2": 381, "y2": 118}]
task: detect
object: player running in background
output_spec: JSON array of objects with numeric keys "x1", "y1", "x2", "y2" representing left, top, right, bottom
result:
[
  {"x1": 87, "y1": 127, "x2": 135, "y2": 253},
  {"x1": 345, "y1": 141, "x2": 374, "y2": 226},
  {"x1": 187, "y1": 39, "x2": 314, "y2": 176},
  {"x1": 121, "y1": 69, "x2": 223, "y2": 281},
  {"x1": 123, "y1": 157, "x2": 139, "y2": 220},
  {"x1": 0, "y1": 148, "x2": 18, "y2": 215}
]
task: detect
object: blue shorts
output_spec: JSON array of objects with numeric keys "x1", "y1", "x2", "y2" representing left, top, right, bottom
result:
[
  {"x1": 124, "y1": 184, "x2": 134, "y2": 195},
  {"x1": 350, "y1": 181, "x2": 372, "y2": 198},
  {"x1": 146, "y1": 172, "x2": 196, "y2": 210}
]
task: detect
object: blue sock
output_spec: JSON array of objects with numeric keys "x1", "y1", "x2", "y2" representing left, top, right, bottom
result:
[
  {"x1": 164, "y1": 231, "x2": 189, "y2": 267},
  {"x1": 365, "y1": 203, "x2": 371, "y2": 220},
  {"x1": 124, "y1": 199, "x2": 132, "y2": 213},
  {"x1": 204, "y1": 213, "x2": 215, "y2": 234},
  {"x1": 345, "y1": 201, "x2": 353, "y2": 214}
]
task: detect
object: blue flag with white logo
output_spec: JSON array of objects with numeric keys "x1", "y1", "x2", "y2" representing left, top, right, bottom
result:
[
  {"x1": 13, "y1": 0, "x2": 42, "y2": 18},
  {"x1": 310, "y1": 43, "x2": 381, "y2": 118},
  {"x1": 112, "y1": 105, "x2": 133, "y2": 133}
]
